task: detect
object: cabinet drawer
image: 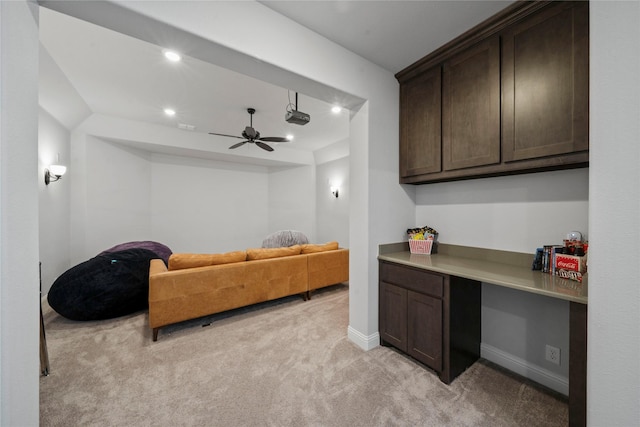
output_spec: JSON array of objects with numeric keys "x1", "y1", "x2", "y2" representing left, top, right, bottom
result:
[{"x1": 380, "y1": 262, "x2": 444, "y2": 298}]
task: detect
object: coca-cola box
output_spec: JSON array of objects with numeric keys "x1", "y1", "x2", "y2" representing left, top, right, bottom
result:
[{"x1": 555, "y1": 253, "x2": 587, "y2": 283}]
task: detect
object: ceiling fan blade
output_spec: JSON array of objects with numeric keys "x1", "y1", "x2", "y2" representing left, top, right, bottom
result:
[
  {"x1": 255, "y1": 141, "x2": 274, "y2": 152},
  {"x1": 229, "y1": 141, "x2": 249, "y2": 149},
  {"x1": 244, "y1": 126, "x2": 257, "y2": 140},
  {"x1": 209, "y1": 132, "x2": 243, "y2": 139},
  {"x1": 258, "y1": 137, "x2": 290, "y2": 143}
]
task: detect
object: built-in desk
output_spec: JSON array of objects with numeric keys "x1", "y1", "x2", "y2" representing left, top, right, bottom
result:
[{"x1": 378, "y1": 242, "x2": 587, "y2": 427}]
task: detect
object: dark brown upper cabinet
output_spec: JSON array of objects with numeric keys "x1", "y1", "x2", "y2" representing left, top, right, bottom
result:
[
  {"x1": 400, "y1": 66, "x2": 442, "y2": 177},
  {"x1": 396, "y1": 1, "x2": 589, "y2": 185},
  {"x1": 443, "y1": 36, "x2": 501, "y2": 171},
  {"x1": 502, "y1": 1, "x2": 589, "y2": 162}
]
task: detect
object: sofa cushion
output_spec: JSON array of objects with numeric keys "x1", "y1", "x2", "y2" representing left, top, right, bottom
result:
[
  {"x1": 301, "y1": 241, "x2": 339, "y2": 254},
  {"x1": 168, "y1": 250, "x2": 247, "y2": 270},
  {"x1": 246, "y1": 245, "x2": 302, "y2": 261}
]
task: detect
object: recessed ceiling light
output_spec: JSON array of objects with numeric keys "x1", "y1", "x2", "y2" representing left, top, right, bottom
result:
[
  {"x1": 164, "y1": 108, "x2": 176, "y2": 116},
  {"x1": 331, "y1": 106, "x2": 342, "y2": 114},
  {"x1": 286, "y1": 134, "x2": 294, "y2": 141},
  {"x1": 163, "y1": 50, "x2": 181, "y2": 62}
]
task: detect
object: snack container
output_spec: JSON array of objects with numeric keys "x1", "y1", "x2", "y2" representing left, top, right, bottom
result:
[
  {"x1": 406, "y1": 226, "x2": 438, "y2": 255},
  {"x1": 409, "y1": 239, "x2": 433, "y2": 255},
  {"x1": 554, "y1": 253, "x2": 587, "y2": 283}
]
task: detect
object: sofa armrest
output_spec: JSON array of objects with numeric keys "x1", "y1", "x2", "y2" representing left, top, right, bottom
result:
[
  {"x1": 307, "y1": 248, "x2": 349, "y2": 291},
  {"x1": 149, "y1": 259, "x2": 168, "y2": 276}
]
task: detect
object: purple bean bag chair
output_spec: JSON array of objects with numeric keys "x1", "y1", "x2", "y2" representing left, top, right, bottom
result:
[
  {"x1": 48, "y1": 248, "x2": 159, "y2": 321},
  {"x1": 99, "y1": 240, "x2": 172, "y2": 265}
]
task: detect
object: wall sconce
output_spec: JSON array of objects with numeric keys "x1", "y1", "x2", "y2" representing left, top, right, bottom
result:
[
  {"x1": 44, "y1": 165, "x2": 67, "y2": 185},
  {"x1": 331, "y1": 186, "x2": 339, "y2": 198}
]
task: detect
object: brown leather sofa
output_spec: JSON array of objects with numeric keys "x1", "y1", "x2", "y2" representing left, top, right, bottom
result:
[{"x1": 148, "y1": 242, "x2": 348, "y2": 341}]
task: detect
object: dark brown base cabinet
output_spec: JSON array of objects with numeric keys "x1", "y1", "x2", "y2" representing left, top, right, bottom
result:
[{"x1": 379, "y1": 261, "x2": 481, "y2": 384}]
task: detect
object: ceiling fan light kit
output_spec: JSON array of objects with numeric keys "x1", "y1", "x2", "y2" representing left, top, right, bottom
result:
[{"x1": 208, "y1": 108, "x2": 289, "y2": 152}]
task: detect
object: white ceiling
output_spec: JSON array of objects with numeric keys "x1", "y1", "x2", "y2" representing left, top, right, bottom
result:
[
  {"x1": 259, "y1": 1, "x2": 514, "y2": 74},
  {"x1": 38, "y1": 1, "x2": 514, "y2": 166},
  {"x1": 38, "y1": 6, "x2": 350, "y2": 157}
]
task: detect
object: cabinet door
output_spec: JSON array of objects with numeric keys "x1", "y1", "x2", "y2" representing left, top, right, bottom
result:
[
  {"x1": 442, "y1": 36, "x2": 500, "y2": 171},
  {"x1": 407, "y1": 290, "x2": 442, "y2": 371},
  {"x1": 399, "y1": 66, "x2": 442, "y2": 178},
  {"x1": 502, "y1": 1, "x2": 589, "y2": 162},
  {"x1": 379, "y1": 281, "x2": 407, "y2": 351}
]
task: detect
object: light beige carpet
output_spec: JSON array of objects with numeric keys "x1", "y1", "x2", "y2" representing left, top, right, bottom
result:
[{"x1": 40, "y1": 284, "x2": 568, "y2": 426}]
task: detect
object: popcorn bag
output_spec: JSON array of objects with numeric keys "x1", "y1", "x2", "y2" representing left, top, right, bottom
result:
[{"x1": 407, "y1": 226, "x2": 438, "y2": 255}]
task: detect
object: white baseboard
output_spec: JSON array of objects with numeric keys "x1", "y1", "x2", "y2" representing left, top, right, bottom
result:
[
  {"x1": 481, "y1": 343, "x2": 568, "y2": 396},
  {"x1": 347, "y1": 326, "x2": 380, "y2": 351}
]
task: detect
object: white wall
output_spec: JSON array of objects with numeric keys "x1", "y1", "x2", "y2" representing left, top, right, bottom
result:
[
  {"x1": 0, "y1": 1, "x2": 40, "y2": 425},
  {"x1": 268, "y1": 165, "x2": 316, "y2": 243},
  {"x1": 151, "y1": 154, "x2": 270, "y2": 253},
  {"x1": 68, "y1": 133, "x2": 322, "y2": 257},
  {"x1": 83, "y1": 138, "x2": 152, "y2": 256},
  {"x1": 316, "y1": 155, "x2": 349, "y2": 247},
  {"x1": 416, "y1": 168, "x2": 588, "y2": 393},
  {"x1": 481, "y1": 284, "x2": 570, "y2": 394},
  {"x1": 589, "y1": 2, "x2": 640, "y2": 425},
  {"x1": 69, "y1": 134, "x2": 152, "y2": 263},
  {"x1": 39, "y1": 108, "x2": 71, "y2": 294},
  {"x1": 415, "y1": 169, "x2": 589, "y2": 253},
  {"x1": 69, "y1": 130, "x2": 89, "y2": 263}
]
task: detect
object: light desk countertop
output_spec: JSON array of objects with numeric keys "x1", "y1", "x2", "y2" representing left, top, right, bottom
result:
[{"x1": 378, "y1": 242, "x2": 587, "y2": 304}]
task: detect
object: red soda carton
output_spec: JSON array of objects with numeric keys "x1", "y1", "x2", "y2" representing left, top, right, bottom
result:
[{"x1": 554, "y1": 253, "x2": 587, "y2": 283}]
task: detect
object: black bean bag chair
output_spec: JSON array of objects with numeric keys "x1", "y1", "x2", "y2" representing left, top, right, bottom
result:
[{"x1": 48, "y1": 248, "x2": 159, "y2": 321}]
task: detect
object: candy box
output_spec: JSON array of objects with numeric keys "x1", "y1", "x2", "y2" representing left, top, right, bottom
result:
[{"x1": 554, "y1": 253, "x2": 587, "y2": 283}]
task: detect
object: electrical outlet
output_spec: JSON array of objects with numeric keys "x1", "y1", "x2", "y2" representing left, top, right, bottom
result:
[{"x1": 545, "y1": 344, "x2": 561, "y2": 365}]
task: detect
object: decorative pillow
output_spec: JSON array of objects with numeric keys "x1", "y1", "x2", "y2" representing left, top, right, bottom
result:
[
  {"x1": 261, "y1": 230, "x2": 309, "y2": 248},
  {"x1": 301, "y1": 241, "x2": 339, "y2": 254},
  {"x1": 246, "y1": 245, "x2": 302, "y2": 261},
  {"x1": 168, "y1": 250, "x2": 247, "y2": 271}
]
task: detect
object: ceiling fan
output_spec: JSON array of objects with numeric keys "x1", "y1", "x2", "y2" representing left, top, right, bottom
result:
[{"x1": 209, "y1": 108, "x2": 289, "y2": 152}]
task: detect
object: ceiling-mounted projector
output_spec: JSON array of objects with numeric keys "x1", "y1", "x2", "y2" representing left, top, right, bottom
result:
[
  {"x1": 285, "y1": 91, "x2": 311, "y2": 125},
  {"x1": 285, "y1": 109, "x2": 310, "y2": 125}
]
